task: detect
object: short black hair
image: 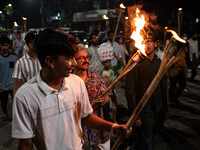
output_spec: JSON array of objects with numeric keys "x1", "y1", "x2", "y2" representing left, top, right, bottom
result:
[
  {"x1": 89, "y1": 31, "x2": 98, "y2": 40},
  {"x1": 0, "y1": 35, "x2": 10, "y2": 44},
  {"x1": 108, "y1": 30, "x2": 115, "y2": 36},
  {"x1": 25, "y1": 31, "x2": 38, "y2": 45},
  {"x1": 35, "y1": 28, "x2": 77, "y2": 67}
]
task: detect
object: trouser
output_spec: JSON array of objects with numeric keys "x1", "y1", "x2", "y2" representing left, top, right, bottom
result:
[
  {"x1": 169, "y1": 73, "x2": 186, "y2": 102},
  {"x1": 130, "y1": 124, "x2": 155, "y2": 150},
  {"x1": 191, "y1": 69, "x2": 197, "y2": 80},
  {"x1": 0, "y1": 90, "x2": 13, "y2": 115}
]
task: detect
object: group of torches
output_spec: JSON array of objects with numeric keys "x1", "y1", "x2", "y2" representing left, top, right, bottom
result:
[{"x1": 96, "y1": 4, "x2": 187, "y2": 150}]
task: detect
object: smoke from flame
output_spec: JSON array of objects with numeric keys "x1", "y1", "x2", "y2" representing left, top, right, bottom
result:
[{"x1": 130, "y1": 8, "x2": 146, "y2": 56}]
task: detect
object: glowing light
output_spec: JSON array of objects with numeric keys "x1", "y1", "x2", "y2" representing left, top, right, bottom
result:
[
  {"x1": 167, "y1": 30, "x2": 186, "y2": 43},
  {"x1": 130, "y1": 8, "x2": 146, "y2": 56},
  {"x1": 120, "y1": 3, "x2": 126, "y2": 9},
  {"x1": 178, "y1": 8, "x2": 182, "y2": 11},
  {"x1": 14, "y1": 22, "x2": 18, "y2": 27},
  {"x1": 103, "y1": 14, "x2": 109, "y2": 20},
  {"x1": 22, "y1": 17, "x2": 27, "y2": 21}
]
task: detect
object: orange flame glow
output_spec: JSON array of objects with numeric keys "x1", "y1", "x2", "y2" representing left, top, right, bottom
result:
[
  {"x1": 167, "y1": 30, "x2": 186, "y2": 43},
  {"x1": 130, "y1": 8, "x2": 146, "y2": 56}
]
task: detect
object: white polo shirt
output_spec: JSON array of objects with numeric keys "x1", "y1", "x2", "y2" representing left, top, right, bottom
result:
[{"x1": 12, "y1": 73, "x2": 93, "y2": 150}]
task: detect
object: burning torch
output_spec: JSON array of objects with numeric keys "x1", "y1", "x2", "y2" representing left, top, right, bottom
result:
[
  {"x1": 92, "y1": 8, "x2": 146, "y2": 106},
  {"x1": 22, "y1": 17, "x2": 27, "y2": 33},
  {"x1": 112, "y1": 3, "x2": 126, "y2": 46},
  {"x1": 111, "y1": 30, "x2": 186, "y2": 150}
]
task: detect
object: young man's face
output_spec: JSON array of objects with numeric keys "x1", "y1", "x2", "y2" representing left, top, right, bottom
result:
[
  {"x1": 91, "y1": 35, "x2": 98, "y2": 45},
  {"x1": 144, "y1": 39, "x2": 157, "y2": 56},
  {"x1": 108, "y1": 33, "x2": 114, "y2": 42},
  {"x1": 75, "y1": 50, "x2": 90, "y2": 70},
  {"x1": 0, "y1": 42, "x2": 9, "y2": 53},
  {"x1": 52, "y1": 55, "x2": 77, "y2": 77}
]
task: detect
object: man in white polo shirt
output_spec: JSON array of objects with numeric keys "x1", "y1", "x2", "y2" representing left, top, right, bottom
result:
[{"x1": 12, "y1": 28, "x2": 131, "y2": 150}]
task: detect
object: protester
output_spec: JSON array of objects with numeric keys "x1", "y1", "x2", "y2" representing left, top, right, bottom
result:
[
  {"x1": 125, "y1": 31, "x2": 168, "y2": 150},
  {"x1": 154, "y1": 40, "x2": 163, "y2": 60},
  {"x1": 182, "y1": 33, "x2": 191, "y2": 77},
  {"x1": 13, "y1": 31, "x2": 25, "y2": 58},
  {"x1": 12, "y1": 28, "x2": 131, "y2": 150},
  {"x1": 0, "y1": 35, "x2": 18, "y2": 123},
  {"x1": 74, "y1": 44, "x2": 111, "y2": 150},
  {"x1": 117, "y1": 36, "x2": 129, "y2": 66},
  {"x1": 188, "y1": 32, "x2": 199, "y2": 81},
  {"x1": 100, "y1": 52, "x2": 123, "y2": 122},
  {"x1": 105, "y1": 30, "x2": 123, "y2": 68},
  {"x1": 86, "y1": 32, "x2": 103, "y2": 72},
  {"x1": 12, "y1": 31, "x2": 41, "y2": 95},
  {"x1": 168, "y1": 50, "x2": 186, "y2": 105}
]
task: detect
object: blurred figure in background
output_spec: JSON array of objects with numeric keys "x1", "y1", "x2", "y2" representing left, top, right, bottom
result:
[
  {"x1": 12, "y1": 31, "x2": 41, "y2": 95},
  {"x1": 117, "y1": 36, "x2": 129, "y2": 66},
  {"x1": 87, "y1": 32, "x2": 103, "y2": 73},
  {"x1": 0, "y1": 35, "x2": 18, "y2": 123},
  {"x1": 188, "y1": 32, "x2": 199, "y2": 81},
  {"x1": 13, "y1": 31, "x2": 25, "y2": 58}
]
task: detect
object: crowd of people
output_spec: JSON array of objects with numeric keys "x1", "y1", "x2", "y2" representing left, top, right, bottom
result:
[{"x1": 0, "y1": 27, "x2": 199, "y2": 150}]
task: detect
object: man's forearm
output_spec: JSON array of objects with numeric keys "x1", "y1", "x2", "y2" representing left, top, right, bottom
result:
[{"x1": 82, "y1": 114, "x2": 113, "y2": 132}]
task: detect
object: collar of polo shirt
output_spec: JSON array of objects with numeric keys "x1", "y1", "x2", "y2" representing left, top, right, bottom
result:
[{"x1": 37, "y1": 72, "x2": 69, "y2": 96}]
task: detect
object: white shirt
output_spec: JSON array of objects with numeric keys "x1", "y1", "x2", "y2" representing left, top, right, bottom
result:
[
  {"x1": 12, "y1": 73, "x2": 93, "y2": 150},
  {"x1": 105, "y1": 41, "x2": 122, "y2": 66},
  {"x1": 87, "y1": 45, "x2": 103, "y2": 72},
  {"x1": 12, "y1": 53, "x2": 41, "y2": 84},
  {"x1": 188, "y1": 38, "x2": 198, "y2": 61}
]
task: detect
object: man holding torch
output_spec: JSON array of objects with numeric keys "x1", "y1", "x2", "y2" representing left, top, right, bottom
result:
[
  {"x1": 125, "y1": 31, "x2": 168, "y2": 150},
  {"x1": 12, "y1": 28, "x2": 131, "y2": 150}
]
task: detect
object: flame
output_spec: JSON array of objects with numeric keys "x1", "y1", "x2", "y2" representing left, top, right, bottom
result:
[
  {"x1": 120, "y1": 3, "x2": 126, "y2": 9},
  {"x1": 22, "y1": 17, "x2": 27, "y2": 21},
  {"x1": 130, "y1": 8, "x2": 146, "y2": 56},
  {"x1": 167, "y1": 30, "x2": 186, "y2": 43},
  {"x1": 14, "y1": 22, "x2": 18, "y2": 27},
  {"x1": 103, "y1": 14, "x2": 109, "y2": 20}
]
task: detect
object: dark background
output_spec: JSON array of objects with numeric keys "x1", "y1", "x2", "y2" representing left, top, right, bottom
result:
[{"x1": 0, "y1": 0, "x2": 199, "y2": 34}]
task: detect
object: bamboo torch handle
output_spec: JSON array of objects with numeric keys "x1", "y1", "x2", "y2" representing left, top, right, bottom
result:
[
  {"x1": 92, "y1": 52, "x2": 140, "y2": 106},
  {"x1": 112, "y1": 10, "x2": 122, "y2": 46},
  {"x1": 111, "y1": 68, "x2": 164, "y2": 150}
]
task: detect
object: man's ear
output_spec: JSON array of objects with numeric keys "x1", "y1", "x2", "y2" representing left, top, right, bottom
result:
[
  {"x1": 28, "y1": 42, "x2": 33, "y2": 49},
  {"x1": 154, "y1": 42, "x2": 158, "y2": 48},
  {"x1": 44, "y1": 56, "x2": 54, "y2": 68}
]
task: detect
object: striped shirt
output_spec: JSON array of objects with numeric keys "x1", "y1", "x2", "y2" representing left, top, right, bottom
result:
[{"x1": 12, "y1": 53, "x2": 41, "y2": 84}]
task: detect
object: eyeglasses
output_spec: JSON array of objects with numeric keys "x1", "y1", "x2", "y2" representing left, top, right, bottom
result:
[
  {"x1": 75, "y1": 56, "x2": 90, "y2": 61},
  {"x1": 144, "y1": 40, "x2": 154, "y2": 45},
  {"x1": 92, "y1": 36, "x2": 98, "y2": 39}
]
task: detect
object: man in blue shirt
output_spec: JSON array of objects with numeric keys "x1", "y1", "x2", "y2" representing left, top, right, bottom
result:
[{"x1": 0, "y1": 35, "x2": 18, "y2": 123}]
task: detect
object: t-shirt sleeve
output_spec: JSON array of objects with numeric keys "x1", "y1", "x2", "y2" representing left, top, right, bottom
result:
[
  {"x1": 12, "y1": 60, "x2": 22, "y2": 79},
  {"x1": 12, "y1": 95, "x2": 34, "y2": 139}
]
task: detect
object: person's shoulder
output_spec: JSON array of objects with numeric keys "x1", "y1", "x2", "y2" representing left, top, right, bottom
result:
[
  {"x1": 15, "y1": 76, "x2": 38, "y2": 98},
  {"x1": 69, "y1": 74, "x2": 82, "y2": 80},
  {"x1": 113, "y1": 41, "x2": 120, "y2": 46},
  {"x1": 68, "y1": 74, "x2": 84, "y2": 85},
  {"x1": 10, "y1": 52, "x2": 17, "y2": 57}
]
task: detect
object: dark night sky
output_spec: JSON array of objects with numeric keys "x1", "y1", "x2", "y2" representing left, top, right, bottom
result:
[{"x1": 1, "y1": 0, "x2": 199, "y2": 29}]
